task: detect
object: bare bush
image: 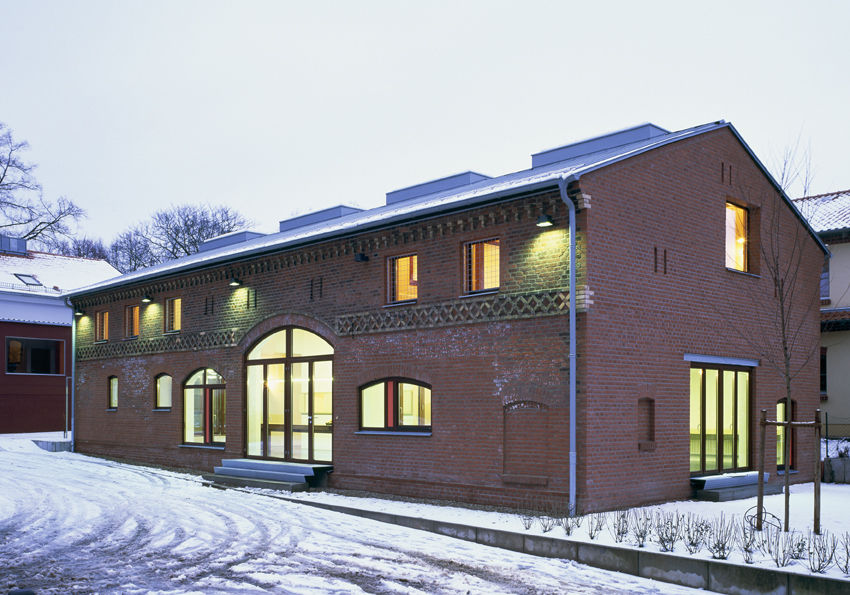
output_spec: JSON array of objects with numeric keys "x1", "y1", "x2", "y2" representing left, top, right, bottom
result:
[
  {"x1": 706, "y1": 513, "x2": 737, "y2": 560},
  {"x1": 807, "y1": 531, "x2": 836, "y2": 574},
  {"x1": 762, "y1": 526, "x2": 793, "y2": 568},
  {"x1": 630, "y1": 509, "x2": 653, "y2": 548},
  {"x1": 518, "y1": 495, "x2": 536, "y2": 531},
  {"x1": 609, "y1": 509, "x2": 630, "y2": 543},
  {"x1": 538, "y1": 513, "x2": 556, "y2": 533},
  {"x1": 838, "y1": 532, "x2": 850, "y2": 575},
  {"x1": 683, "y1": 513, "x2": 710, "y2": 555},
  {"x1": 740, "y1": 523, "x2": 757, "y2": 564},
  {"x1": 788, "y1": 532, "x2": 807, "y2": 560},
  {"x1": 653, "y1": 511, "x2": 683, "y2": 552},
  {"x1": 586, "y1": 512, "x2": 606, "y2": 540}
]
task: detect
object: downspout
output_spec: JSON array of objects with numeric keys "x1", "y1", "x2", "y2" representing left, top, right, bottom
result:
[
  {"x1": 556, "y1": 175, "x2": 578, "y2": 514},
  {"x1": 68, "y1": 299, "x2": 77, "y2": 452}
]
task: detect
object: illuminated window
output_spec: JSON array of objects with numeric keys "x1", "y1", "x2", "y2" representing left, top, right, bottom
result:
[
  {"x1": 108, "y1": 376, "x2": 118, "y2": 409},
  {"x1": 360, "y1": 379, "x2": 431, "y2": 431},
  {"x1": 155, "y1": 374, "x2": 172, "y2": 409},
  {"x1": 95, "y1": 311, "x2": 109, "y2": 342},
  {"x1": 183, "y1": 368, "x2": 225, "y2": 445},
  {"x1": 465, "y1": 238, "x2": 500, "y2": 293},
  {"x1": 124, "y1": 305, "x2": 140, "y2": 338},
  {"x1": 689, "y1": 365, "x2": 750, "y2": 475},
  {"x1": 6, "y1": 337, "x2": 63, "y2": 374},
  {"x1": 725, "y1": 202, "x2": 748, "y2": 271},
  {"x1": 776, "y1": 399, "x2": 796, "y2": 470},
  {"x1": 165, "y1": 297, "x2": 182, "y2": 333},
  {"x1": 388, "y1": 254, "x2": 418, "y2": 303}
]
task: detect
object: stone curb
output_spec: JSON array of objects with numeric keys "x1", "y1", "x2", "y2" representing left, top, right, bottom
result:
[{"x1": 264, "y1": 493, "x2": 850, "y2": 595}]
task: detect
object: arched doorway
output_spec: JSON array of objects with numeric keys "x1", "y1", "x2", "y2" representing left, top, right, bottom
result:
[{"x1": 245, "y1": 327, "x2": 333, "y2": 462}]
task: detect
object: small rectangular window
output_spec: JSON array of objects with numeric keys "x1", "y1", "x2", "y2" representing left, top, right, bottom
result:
[
  {"x1": 821, "y1": 258, "x2": 830, "y2": 302},
  {"x1": 465, "y1": 239, "x2": 500, "y2": 293},
  {"x1": 388, "y1": 254, "x2": 418, "y2": 303},
  {"x1": 124, "y1": 305, "x2": 140, "y2": 338},
  {"x1": 14, "y1": 273, "x2": 42, "y2": 286},
  {"x1": 156, "y1": 374, "x2": 173, "y2": 408},
  {"x1": 725, "y1": 202, "x2": 748, "y2": 271},
  {"x1": 95, "y1": 311, "x2": 109, "y2": 342},
  {"x1": 108, "y1": 376, "x2": 118, "y2": 409},
  {"x1": 360, "y1": 379, "x2": 431, "y2": 431},
  {"x1": 165, "y1": 298, "x2": 182, "y2": 332},
  {"x1": 6, "y1": 338, "x2": 63, "y2": 374}
]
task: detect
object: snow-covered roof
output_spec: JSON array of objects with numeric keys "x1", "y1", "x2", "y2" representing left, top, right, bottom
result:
[
  {"x1": 793, "y1": 189, "x2": 850, "y2": 234},
  {"x1": 68, "y1": 119, "x2": 824, "y2": 297},
  {"x1": 0, "y1": 251, "x2": 120, "y2": 296}
]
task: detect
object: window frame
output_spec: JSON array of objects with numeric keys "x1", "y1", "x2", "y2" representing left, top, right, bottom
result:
[
  {"x1": 182, "y1": 368, "x2": 226, "y2": 446},
  {"x1": 107, "y1": 376, "x2": 118, "y2": 410},
  {"x1": 124, "y1": 304, "x2": 140, "y2": 339},
  {"x1": 725, "y1": 201, "x2": 749, "y2": 272},
  {"x1": 14, "y1": 273, "x2": 42, "y2": 286},
  {"x1": 359, "y1": 378, "x2": 432, "y2": 433},
  {"x1": 95, "y1": 310, "x2": 109, "y2": 342},
  {"x1": 164, "y1": 297, "x2": 182, "y2": 333},
  {"x1": 155, "y1": 373, "x2": 173, "y2": 410},
  {"x1": 387, "y1": 253, "x2": 418, "y2": 304},
  {"x1": 689, "y1": 363, "x2": 751, "y2": 476},
  {"x1": 776, "y1": 398, "x2": 796, "y2": 471},
  {"x1": 5, "y1": 336, "x2": 65, "y2": 375},
  {"x1": 463, "y1": 238, "x2": 500, "y2": 295}
]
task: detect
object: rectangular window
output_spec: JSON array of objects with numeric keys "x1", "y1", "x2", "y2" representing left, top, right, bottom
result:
[
  {"x1": 165, "y1": 297, "x2": 182, "y2": 332},
  {"x1": 388, "y1": 254, "x2": 418, "y2": 303},
  {"x1": 155, "y1": 374, "x2": 172, "y2": 408},
  {"x1": 776, "y1": 399, "x2": 795, "y2": 470},
  {"x1": 820, "y1": 347, "x2": 828, "y2": 395},
  {"x1": 108, "y1": 376, "x2": 118, "y2": 409},
  {"x1": 821, "y1": 258, "x2": 830, "y2": 302},
  {"x1": 95, "y1": 311, "x2": 109, "y2": 342},
  {"x1": 124, "y1": 305, "x2": 140, "y2": 338},
  {"x1": 5, "y1": 338, "x2": 63, "y2": 374},
  {"x1": 689, "y1": 365, "x2": 750, "y2": 475},
  {"x1": 725, "y1": 202, "x2": 748, "y2": 271},
  {"x1": 465, "y1": 239, "x2": 500, "y2": 293},
  {"x1": 360, "y1": 379, "x2": 431, "y2": 431}
]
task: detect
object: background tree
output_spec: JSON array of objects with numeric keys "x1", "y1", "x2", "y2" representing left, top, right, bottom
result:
[
  {"x1": 41, "y1": 236, "x2": 109, "y2": 260},
  {"x1": 0, "y1": 121, "x2": 84, "y2": 243}
]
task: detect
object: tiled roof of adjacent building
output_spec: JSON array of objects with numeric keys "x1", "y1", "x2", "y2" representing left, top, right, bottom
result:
[{"x1": 793, "y1": 189, "x2": 850, "y2": 234}]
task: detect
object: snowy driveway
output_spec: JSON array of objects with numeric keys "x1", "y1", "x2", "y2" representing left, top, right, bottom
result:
[{"x1": 0, "y1": 446, "x2": 698, "y2": 594}]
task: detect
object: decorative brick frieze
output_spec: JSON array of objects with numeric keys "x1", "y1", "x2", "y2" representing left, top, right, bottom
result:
[
  {"x1": 335, "y1": 289, "x2": 569, "y2": 336},
  {"x1": 77, "y1": 328, "x2": 240, "y2": 361}
]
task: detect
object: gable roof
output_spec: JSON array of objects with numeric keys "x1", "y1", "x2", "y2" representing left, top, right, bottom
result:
[
  {"x1": 68, "y1": 120, "x2": 826, "y2": 297},
  {"x1": 792, "y1": 189, "x2": 850, "y2": 235},
  {"x1": 0, "y1": 251, "x2": 119, "y2": 296}
]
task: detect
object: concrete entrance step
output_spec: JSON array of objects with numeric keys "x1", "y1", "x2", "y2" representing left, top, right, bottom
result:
[
  {"x1": 206, "y1": 458, "x2": 333, "y2": 491},
  {"x1": 694, "y1": 482, "x2": 783, "y2": 502}
]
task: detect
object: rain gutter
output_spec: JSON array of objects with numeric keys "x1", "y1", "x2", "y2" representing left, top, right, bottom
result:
[{"x1": 556, "y1": 175, "x2": 578, "y2": 514}]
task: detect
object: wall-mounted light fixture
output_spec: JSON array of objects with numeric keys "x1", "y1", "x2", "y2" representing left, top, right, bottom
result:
[
  {"x1": 141, "y1": 295, "x2": 153, "y2": 303},
  {"x1": 229, "y1": 278, "x2": 242, "y2": 287},
  {"x1": 536, "y1": 214, "x2": 554, "y2": 228},
  {"x1": 74, "y1": 308, "x2": 85, "y2": 317},
  {"x1": 354, "y1": 253, "x2": 369, "y2": 262}
]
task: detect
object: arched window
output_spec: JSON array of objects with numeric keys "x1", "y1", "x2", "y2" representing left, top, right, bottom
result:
[
  {"x1": 155, "y1": 374, "x2": 173, "y2": 409},
  {"x1": 776, "y1": 398, "x2": 796, "y2": 470},
  {"x1": 107, "y1": 376, "x2": 118, "y2": 409},
  {"x1": 183, "y1": 368, "x2": 225, "y2": 445},
  {"x1": 360, "y1": 379, "x2": 431, "y2": 432}
]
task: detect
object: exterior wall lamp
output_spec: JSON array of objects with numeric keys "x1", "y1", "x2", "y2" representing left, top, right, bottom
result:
[
  {"x1": 229, "y1": 278, "x2": 242, "y2": 287},
  {"x1": 141, "y1": 295, "x2": 153, "y2": 303},
  {"x1": 536, "y1": 214, "x2": 554, "y2": 227},
  {"x1": 74, "y1": 308, "x2": 85, "y2": 317}
]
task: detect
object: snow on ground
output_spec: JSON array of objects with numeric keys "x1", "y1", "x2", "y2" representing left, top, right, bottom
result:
[
  {"x1": 823, "y1": 436, "x2": 850, "y2": 459},
  {"x1": 0, "y1": 437, "x2": 700, "y2": 595}
]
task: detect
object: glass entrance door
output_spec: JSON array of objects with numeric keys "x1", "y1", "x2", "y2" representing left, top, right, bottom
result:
[{"x1": 245, "y1": 328, "x2": 333, "y2": 462}]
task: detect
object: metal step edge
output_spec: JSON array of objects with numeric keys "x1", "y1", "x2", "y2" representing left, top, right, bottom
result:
[{"x1": 201, "y1": 474, "x2": 308, "y2": 492}]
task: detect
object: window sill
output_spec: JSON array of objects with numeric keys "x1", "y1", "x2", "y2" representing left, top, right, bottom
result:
[
  {"x1": 123, "y1": 336, "x2": 139, "y2": 341},
  {"x1": 776, "y1": 469, "x2": 799, "y2": 476},
  {"x1": 725, "y1": 267, "x2": 760, "y2": 279},
  {"x1": 163, "y1": 330, "x2": 181, "y2": 335},
  {"x1": 6, "y1": 372, "x2": 66, "y2": 377},
  {"x1": 153, "y1": 408, "x2": 171, "y2": 412},
  {"x1": 105, "y1": 408, "x2": 117, "y2": 412},
  {"x1": 179, "y1": 443, "x2": 225, "y2": 450},
  {"x1": 356, "y1": 430, "x2": 431, "y2": 437},
  {"x1": 460, "y1": 289, "x2": 499, "y2": 299},
  {"x1": 383, "y1": 300, "x2": 417, "y2": 308},
  {"x1": 94, "y1": 340, "x2": 108, "y2": 344}
]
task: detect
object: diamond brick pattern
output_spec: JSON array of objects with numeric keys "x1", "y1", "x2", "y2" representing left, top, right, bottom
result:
[{"x1": 77, "y1": 329, "x2": 239, "y2": 361}]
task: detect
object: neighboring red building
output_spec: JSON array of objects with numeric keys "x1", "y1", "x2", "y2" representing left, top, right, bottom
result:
[
  {"x1": 1, "y1": 237, "x2": 118, "y2": 433},
  {"x1": 68, "y1": 121, "x2": 825, "y2": 511}
]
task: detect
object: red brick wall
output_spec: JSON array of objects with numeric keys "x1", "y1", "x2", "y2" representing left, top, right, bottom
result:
[
  {"x1": 0, "y1": 321, "x2": 71, "y2": 433},
  {"x1": 576, "y1": 128, "x2": 823, "y2": 511}
]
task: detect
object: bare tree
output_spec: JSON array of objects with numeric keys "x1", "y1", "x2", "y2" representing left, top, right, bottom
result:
[
  {"x1": 107, "y1": 204, "x2": 251, "y2": 273},
  {"x1": 41, "y1": 236, "x2": 110, "y2": 260},
  {"x1": 0, "y1": 122, "x2": 84, "y2": 242}
]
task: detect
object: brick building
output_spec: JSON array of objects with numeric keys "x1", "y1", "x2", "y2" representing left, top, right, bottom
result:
[
  {"x1": 68, "y1": 121, "x2": 825, "y2": 511},
  {"x1": 1, "y1": 236, "x2": 118, "y2": 433}
]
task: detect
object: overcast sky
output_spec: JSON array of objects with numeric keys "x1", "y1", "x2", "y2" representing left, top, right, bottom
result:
[{"x1": 1, "y1": 1, "x2": 847, "y2": 242}]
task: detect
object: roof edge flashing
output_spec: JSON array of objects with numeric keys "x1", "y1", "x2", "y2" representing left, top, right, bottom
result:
[
  {"x1": 532, "y1": 123, "x2": 670, "y2": 168},
  {"x1": 198, "y1": 231, "x2": 267, "y2": 253},
  {"x1": 279, "y1": 205, "x2": 364, "y2": 233}
]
